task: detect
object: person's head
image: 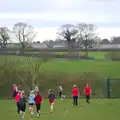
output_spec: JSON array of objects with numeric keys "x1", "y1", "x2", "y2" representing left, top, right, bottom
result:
[
  {"x1": 86, "y1": 84, "x2": 89, "y2": 87},
  {"x1": 13, "y1": 84, "x2": 16, "y2": 87},
  {"x1": 73, "y1": 85, "x2": 77, "y2": 88},
  {"x1": 49, "y1": 89, "x2": 52, "y2": 93},
  {"x1": 31, "y1": 90, "x2": 34, "y2": 94},
  {"x1": 58, "y1": 84, "x2": 61, "y2": 86},
  {"x1": 21, "y1": 91, "x2": 25, "y2": 97}
]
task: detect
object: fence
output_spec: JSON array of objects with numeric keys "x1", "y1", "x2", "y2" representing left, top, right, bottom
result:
[{"x1": 106, "y1": 78, "x2": 120, "y2": 98}]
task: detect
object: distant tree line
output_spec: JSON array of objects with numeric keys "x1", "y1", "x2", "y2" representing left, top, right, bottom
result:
[{"x1": 0, "y1": 22, "x2": 120, "y2": 56}]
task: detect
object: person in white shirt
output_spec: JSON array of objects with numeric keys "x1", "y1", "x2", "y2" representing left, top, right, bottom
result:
[{"x1": 58, "y1": 84, "x2": 65, "y2": 100}]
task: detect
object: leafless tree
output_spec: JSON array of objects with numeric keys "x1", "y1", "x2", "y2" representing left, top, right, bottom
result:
[
  {"x1": 13, "y1": 22, "x2": 35, "y2": 54},
  {"x1": 57, "y1": 24, "x2": 78, "y2": 56},
  {"x1": 0, "y1": 27, "x2": 11, "y2": 48},
  {"x1": 27, "y1": 57, "x2": 44, "y2": 89},
  {"x1": 76, "y1": 23, "x2": 97, "y2": 56}
]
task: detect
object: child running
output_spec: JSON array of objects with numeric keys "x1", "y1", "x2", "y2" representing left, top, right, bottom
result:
[
  {"x1": 19, "y1": 91, "x2": 27, "y2": 120},
  {"x1": 28, "y1": 91, "x2": 35, "y2": 115},
  {"x1": 48, "y1": 89, "x2": 55, "y2": 114},
  {"x1": 34, "y1": 91, "x2": 42, "y2": 116},
  {"x1": 15, "y1": 90, "x2": 22, "y2": 116},
  {"x1": 58, "y1": 84, "x2": 65, "y2": 100}
]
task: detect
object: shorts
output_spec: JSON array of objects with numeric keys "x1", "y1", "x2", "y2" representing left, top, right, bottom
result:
[
  {"x1": 20, "y1": 105, "x2": 26, "y2": 112},
  {"x1": 29, "y1": 103, "x2": 34, "y2": 105},
  {"x1": 49, "y1": 100, "x2": 55, "y2": 104}
]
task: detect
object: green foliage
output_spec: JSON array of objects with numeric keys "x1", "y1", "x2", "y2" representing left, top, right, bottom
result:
[{"x1": 105, "y1": 52, "x2": 120, "y2": 61}]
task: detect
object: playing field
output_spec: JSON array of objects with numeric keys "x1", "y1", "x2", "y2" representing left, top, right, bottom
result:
[{"x1": 0, "y1": 99, "x2": 119, "y2": 120}]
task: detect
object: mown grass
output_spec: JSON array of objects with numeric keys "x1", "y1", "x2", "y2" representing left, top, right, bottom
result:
[
  {"x1": 25, "y1": 52, "x2": 106, "y2": 59},
  {"x1": 0, "y1": 99, "x2": 120, "y2": 120},
  {"x1": 0, "y1": 55, "x2": 120, "y2": 78}
]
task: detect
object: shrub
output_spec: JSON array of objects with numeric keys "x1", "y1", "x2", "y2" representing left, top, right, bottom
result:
[{"x1": 105, "y1": 52, "x2": 120, "y2": 61}]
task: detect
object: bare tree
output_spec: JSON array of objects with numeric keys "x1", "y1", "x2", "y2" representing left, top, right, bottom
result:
[
  {"x1": 27, "y1": 57, "x2": 44, "y2": 89},
  {"x1": 57, "y1": 24, "x2": 78, "y2": 56},
  {"x1": 76, "y1": 23, "x2": 97, "y2": 56},
  {"x1": 111, "y1": 36, "x2": 120, "y2": 44},
  {"x1": 13, "y1": 22, "x2": 35, "y2": 54},
  {"x1": 0, "y1": 27, "x2": 11, "y2": 48}
]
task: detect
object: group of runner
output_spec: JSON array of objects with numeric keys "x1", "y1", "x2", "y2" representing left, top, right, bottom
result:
[{"x1": 12, "y1": 83, "x2": 91, "y2": 119}]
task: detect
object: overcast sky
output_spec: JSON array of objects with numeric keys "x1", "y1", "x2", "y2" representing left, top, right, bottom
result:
[{"x1": 0, "y1": 0, "x2": 120, "y2": 41}]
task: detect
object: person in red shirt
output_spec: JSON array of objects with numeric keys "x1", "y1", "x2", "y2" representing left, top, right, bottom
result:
[
  {"x1": 72, "y1": 85, "x2": 79, "y2": 106},
  {"x1": 84, "y1": 84, "x2": 91, "y2": 103},
  {"x1": 34, "y1": 91, "x2": 42, "y2": 116}
]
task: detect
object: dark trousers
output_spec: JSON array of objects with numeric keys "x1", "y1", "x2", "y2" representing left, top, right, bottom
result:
[
  {"x1": 86, "y1": 95, "x2": 90, "y2": 103},
  {"x1": 20, "y1": 104, "x2": 26, "y2": 112},
  {"x1": 17, "y1": 102, "x2": 20, "y2": 114},
  {"x1": 59, "y1": 92, "x2": 62, "y2": 98},
  {"x1": 36, "y1": 104, "x2": 41, "y2": 114},
  {"x1": 73, "y1": 96, "x2": 78, "y2": 106},
  {"x1": 13, "y1": 91, "x2": 18, "y2": 99}
]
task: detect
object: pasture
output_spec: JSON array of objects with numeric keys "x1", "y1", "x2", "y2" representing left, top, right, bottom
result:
[
  {"x1": 56, "y1": 52, "x2": 106, "y2": 59},
  {"x1": 0, "y1": 99, "x2": 120, "y2": 120},
  {"x1": 0, "y1": 51, "x2": 120, "y2": 98}
]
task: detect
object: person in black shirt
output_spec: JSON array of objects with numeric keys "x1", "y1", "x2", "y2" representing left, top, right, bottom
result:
[{"x1": 48, "y1": 89, "x2": 55, "y2": 114}]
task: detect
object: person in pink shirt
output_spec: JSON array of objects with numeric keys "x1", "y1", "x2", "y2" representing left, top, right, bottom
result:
[
  {"x1": 13, "y1": 84, "x2": 18, "y2": 99},
  {"x1": 15, "y1": 90, "x2": 22, "y2": 115}
]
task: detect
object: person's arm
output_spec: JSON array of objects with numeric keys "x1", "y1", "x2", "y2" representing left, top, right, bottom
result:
[{"x1": 34, "y1": 96, "x2": 36, "y2": 102}]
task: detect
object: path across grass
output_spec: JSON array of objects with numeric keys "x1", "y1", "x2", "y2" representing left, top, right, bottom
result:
[{"x1": 0, "y1": 99, "x2": 119, "y2": 120}]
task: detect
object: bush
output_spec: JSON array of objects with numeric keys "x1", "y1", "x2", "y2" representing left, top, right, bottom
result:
[{"x1": 105, "y1": 52, "x2": 120, "y2": 61}]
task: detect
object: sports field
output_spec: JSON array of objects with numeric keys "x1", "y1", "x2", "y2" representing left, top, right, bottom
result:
[
  {"x1": 0, "y1": 99, "x2": 119, "y2": 120},
  {"x1": 57, "y1": 52, "x2": 106, "y2": 59}
]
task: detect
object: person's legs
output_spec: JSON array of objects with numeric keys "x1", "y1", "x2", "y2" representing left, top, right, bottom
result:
[
  {"x1": 50, "y1": 102, "x2": 54, "y2": 114},
  {"x1": 75, "y1": 96, "x2": 78, "y2": 106},
  {"x1": 29, "y1": 104, "x2": 34, "y2": 114},
  {"x1": 73, "y1": 96, "x2": 76, "y2": 106},
  {"x1": 87, "y1": 95, "x2": 90, "y2": 103},
  {"x1": 31, "y1": 104, "x2": 34, "y2": 114},
  {"x1": 21, "y1": 105, "x2": 26, "y2": 119},
  {"x1": 36, "y1": 104, "x2": 40, "y2": 116},
  {"x1": 59, "y1": 92, "x2": 62, "y2": 99},
  {"x1": 17, "y1": 102, "x2": 20, "y2": 115},
  {"x1": 86, "y1": 95, "x2": 90, "y2": 103}
]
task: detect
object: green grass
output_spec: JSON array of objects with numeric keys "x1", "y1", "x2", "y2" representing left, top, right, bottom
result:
[
  {"x1": 26, "y1": 52, "x2": 106, "y2": 59},
  {"x1": 0, "y1": 99, "x2": 120, "y2": 120},
  {"x1": 0, "y1": 55, "x2": 120, "y2": 78}
]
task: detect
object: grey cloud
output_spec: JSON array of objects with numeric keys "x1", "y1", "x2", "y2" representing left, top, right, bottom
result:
[
  {"x1": 0, "y1": 18, "x2": 120, "y2": 28},
  {"x1": 0, "y1": 0, "x2": 120, "y2": 14}
]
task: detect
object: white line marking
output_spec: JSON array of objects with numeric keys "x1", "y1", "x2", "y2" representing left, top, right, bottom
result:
[{"x1": 62, "y1": 109, "x2": 68, "y2": 120}]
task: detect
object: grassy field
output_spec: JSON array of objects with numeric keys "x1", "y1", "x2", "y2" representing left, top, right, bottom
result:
[
  {"x1": 0, "y1": 55, "x2": 120, "y2": 77},
  {"x1": 0, "y1": 99, "x2": 120, "y2": 120},
  {"x1": 27, "y1": 52, "x2": 106, "y2": 59}
]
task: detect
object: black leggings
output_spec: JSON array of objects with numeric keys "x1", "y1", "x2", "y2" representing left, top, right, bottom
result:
[
  {"x1": 86, "y1": 95, "x2": 90, "y2": 103},
  {"x1": 17, "y1": 102, "x2": 20, "y2": 114},
  {"x1": 36, "y1": 104, "x2": 41, "y2": 113},
  {"x1": 73, "y1": 96, "x2": 78, "y2": 106}
]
